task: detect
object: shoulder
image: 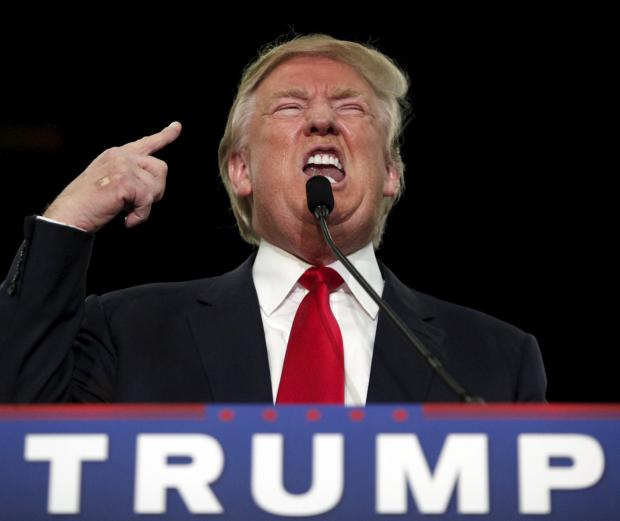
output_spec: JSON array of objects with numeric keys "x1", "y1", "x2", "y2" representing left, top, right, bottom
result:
[
  {"x1": 96, "y1": 278, "x2": 211, "y2": 311},
  {"x1": 419, "y1": 289, "x2": 531, "y2": 341},
  {"x1": 381, "y1": 262, "x2": 534, "y2": 352},
  {"x1": 381, "y1": 263, "x2": 546, "y2": 400},
  {"x1": 90, "y1": 254, "x2": 256, "y2": 318}
]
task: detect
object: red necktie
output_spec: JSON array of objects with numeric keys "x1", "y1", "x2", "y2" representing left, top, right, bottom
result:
[{"x1": 276, "y1": 266, "x2": 345, "y2": 404}]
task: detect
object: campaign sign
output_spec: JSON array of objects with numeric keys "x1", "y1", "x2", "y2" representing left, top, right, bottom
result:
[{"x1": 0, "y1": 404, "x2": 618, "y2": 520}]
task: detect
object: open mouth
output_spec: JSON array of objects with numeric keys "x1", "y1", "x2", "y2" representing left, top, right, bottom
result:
[{"x1": 302, "y1": 149, "x2": 346, "y2": 185}]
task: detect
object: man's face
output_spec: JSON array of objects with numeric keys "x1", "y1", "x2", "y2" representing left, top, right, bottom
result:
[{"x1": 228, "y1": 55, "x2": 399, "y2": 263}]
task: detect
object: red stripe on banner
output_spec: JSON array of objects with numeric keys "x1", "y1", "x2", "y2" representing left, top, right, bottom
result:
[
  {"x1": 423, "y1": 403, "x2": 620, "y2": 419},
  {"x1": 0, "y1": 404, "x2": 207, "y2": 421}
]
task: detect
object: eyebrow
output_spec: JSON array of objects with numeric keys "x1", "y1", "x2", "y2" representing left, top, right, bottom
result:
[
  {"x1": 269, "y1": 88, "x2": 310, "y2": 100},
  {"x1": 331, "y1": 88, "x2": 364, "y2": 100},
  {"x1": 269, "y1": 88, "x2": 365, "y2": 101}
]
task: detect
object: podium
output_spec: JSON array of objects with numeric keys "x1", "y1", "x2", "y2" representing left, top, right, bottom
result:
[{"x1": 1, "y1": 404, "x2": 618, "y2": 520}]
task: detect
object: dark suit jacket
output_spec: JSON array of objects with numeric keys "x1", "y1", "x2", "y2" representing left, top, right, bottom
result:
[{"x1": 0, "y1": 217, "x2": 547, "y2": 403}]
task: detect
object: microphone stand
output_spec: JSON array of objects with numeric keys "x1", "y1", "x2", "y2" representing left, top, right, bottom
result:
[{"x1": 313, "y1": 203, "x2": 485, "y2": 404}]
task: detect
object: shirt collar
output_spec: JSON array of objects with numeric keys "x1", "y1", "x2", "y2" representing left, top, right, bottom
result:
[{"x1": 252, "y1": 239, "x2": 384, "y2": 319}]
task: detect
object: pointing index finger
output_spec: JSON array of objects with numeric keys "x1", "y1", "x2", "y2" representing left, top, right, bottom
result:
[{"x1": 125, "y1": 121, "x2": 182, "y2": 155}]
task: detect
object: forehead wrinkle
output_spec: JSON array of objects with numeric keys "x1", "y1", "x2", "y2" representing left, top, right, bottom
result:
[{"x1": 267, "y1": 84, "x2": 367, "y2": 100}]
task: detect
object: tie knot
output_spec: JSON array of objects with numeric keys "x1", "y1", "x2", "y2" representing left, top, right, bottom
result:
[{"x1": 299, "y1": 266, "x2": 344, "y2": 292}]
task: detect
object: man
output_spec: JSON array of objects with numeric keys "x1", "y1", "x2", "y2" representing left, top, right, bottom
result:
[{"x1": 0, "y1": 34, "x2": 546, "y2": 404}]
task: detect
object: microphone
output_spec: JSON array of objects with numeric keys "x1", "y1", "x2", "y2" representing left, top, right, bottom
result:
[
  {"x1": 306, "y1": 175, "x2": 484, "y2": 403},
  {"x1": 306, "y1": 173, "x2": 334, "y2": 215}
]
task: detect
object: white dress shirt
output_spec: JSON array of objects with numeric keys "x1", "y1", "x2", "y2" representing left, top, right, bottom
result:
[
  {"x1": 37, "y1": 215, "x2": 87, "y2": 232},
  {"x1": 252, "y1": 240, "x2": 384, "y2": 406}
]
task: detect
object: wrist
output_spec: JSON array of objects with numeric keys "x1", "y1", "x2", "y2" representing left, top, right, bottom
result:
[{"x1": 43, "y1": 200, "x2": 97, "y2": 233}]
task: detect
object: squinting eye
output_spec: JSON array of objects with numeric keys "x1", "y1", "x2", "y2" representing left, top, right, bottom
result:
[
  {"x1": 274, "y1": 105, "x2": 303, "y2": 116},
  {"x1": 338, "y1": 104, "x2": 365, "y2": 114}
]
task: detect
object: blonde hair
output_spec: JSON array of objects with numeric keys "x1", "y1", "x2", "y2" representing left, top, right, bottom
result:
[{"x1": 218, "y1": 34, "x2": 411, "y2": 247}]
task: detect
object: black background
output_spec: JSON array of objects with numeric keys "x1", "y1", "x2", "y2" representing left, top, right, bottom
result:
[{"x1": 1, "y1": 14, "x2": 615, "y2": 402}]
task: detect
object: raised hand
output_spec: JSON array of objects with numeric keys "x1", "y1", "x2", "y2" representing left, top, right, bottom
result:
[{"x1": 43, "y1": 122, "x2": 182, "y2": 232}]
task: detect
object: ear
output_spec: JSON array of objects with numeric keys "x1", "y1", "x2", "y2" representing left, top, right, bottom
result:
[
  {"x1": 383, "y1": 162, "x2": 400, "y2": 198},
  {"x1": 228, "y1": 152, "x2": 253, "y2": 197}
]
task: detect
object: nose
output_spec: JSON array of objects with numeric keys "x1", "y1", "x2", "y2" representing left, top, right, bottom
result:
[{"x1": 304, "y1": 105, "x2": 339, "y2": 137}]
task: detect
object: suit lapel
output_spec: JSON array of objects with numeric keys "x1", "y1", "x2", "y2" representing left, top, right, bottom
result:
[
  {"x1": 187, "y1": 254, "x2": 273, "y2": 403},
  {"x1": 367, "y1": 264, "x2": 447, "y2": 403},
  {"x1": 186, "y1": 255, "x2": 448, "y2": 404}
]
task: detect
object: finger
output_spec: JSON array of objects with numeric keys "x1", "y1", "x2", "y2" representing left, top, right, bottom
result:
[
  {"x1": 123, "y1": 166, "x2": 161, "y2": 228},
  {"x1": 125, "y1": 205, "x2": 152, "y2": 228},
  {"x1": 133, "y1": 165, "x2": 167, "y2": 202},
  {"x1": 124, "y1": 121, "x2": 182, "y2": 156},
  {"x1": 134, "y1": 155, "x2": 168, "y2": 180},
  {"x1": 124, "y1": 183, "x2": 153, "y2": 229}
]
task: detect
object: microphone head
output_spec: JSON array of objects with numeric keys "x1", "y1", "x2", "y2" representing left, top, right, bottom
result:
[{"x1": 306, "y1": 175, "x2": 334, "y2": 216}]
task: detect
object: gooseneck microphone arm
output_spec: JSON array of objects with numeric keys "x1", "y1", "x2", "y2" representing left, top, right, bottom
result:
[{"x1": 307, "y1": 176, "x2": 484, "y2": 403}]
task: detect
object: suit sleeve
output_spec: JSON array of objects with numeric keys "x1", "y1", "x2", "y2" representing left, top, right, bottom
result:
[
  {"x1": 515, "y1": 333, "x2": 548, "y2": 402},
  {"x1": 0, "y1": 216, "x2": 94, "y2": 402}
]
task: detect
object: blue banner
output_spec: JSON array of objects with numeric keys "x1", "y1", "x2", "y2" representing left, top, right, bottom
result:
[{"x1": 0, "y1": 404, "x2": 618, "y2": 520}]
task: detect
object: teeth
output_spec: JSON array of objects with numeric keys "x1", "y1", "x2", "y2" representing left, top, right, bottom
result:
[
  {"x1": 322, "y1": 175, "x2": 336, "y2": 184},
  {"x1": 305, "y1": 153, "x2": 343, "y2": 171}
]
